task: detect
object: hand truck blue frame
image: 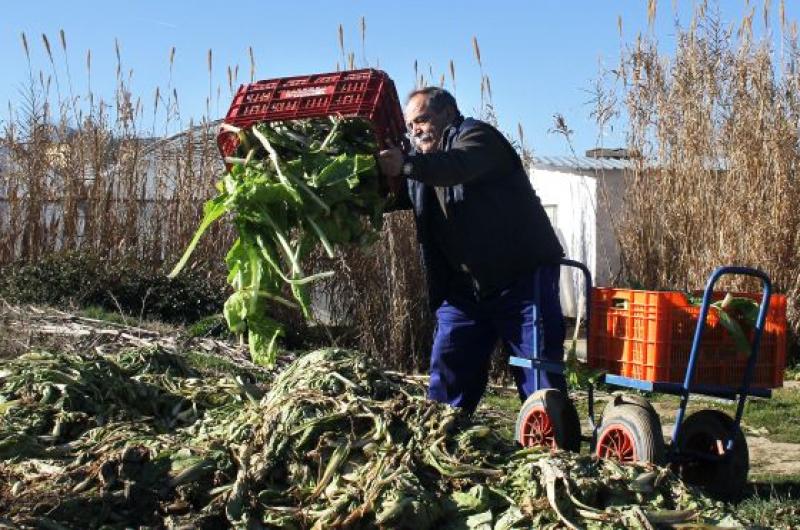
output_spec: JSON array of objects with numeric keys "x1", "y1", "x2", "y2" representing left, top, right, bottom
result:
[{"x1": 510, "y1": 259, "x2": 774, "y2": 501}]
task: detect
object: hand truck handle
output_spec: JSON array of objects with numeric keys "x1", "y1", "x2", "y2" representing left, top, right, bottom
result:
[
  {"x1": 683, "y1": 266, "x2": 772, "y2": 393},
  {"x1": 558, "y1": 258, "x2": 593, "y2": 333},
  {"x1": 672, "y1": 266, "x2": 772, "y2": 450}
]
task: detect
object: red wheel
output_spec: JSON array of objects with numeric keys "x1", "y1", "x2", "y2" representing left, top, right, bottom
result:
[
  {"x1": 596, "y1": 425, "x2": 638, "y2": 462},
  {"x1": 515, "y1": 389, "x2": 581, "y2": 452},
  {"x1": 519, "y1": 406, "x2": 556, "y2": 448},
  {"x1": 595, "y1": 403, "x2": 665, "y2": 465}
]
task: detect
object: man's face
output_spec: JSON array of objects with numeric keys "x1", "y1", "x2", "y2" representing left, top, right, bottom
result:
[{"x1": 405, "y1": 94, "x2": 454, "y2": 154}]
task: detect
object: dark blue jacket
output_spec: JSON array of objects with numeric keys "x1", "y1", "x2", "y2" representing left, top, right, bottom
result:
[{"x1": 397, "y1": 117, "x2": 564, "y2": 310}]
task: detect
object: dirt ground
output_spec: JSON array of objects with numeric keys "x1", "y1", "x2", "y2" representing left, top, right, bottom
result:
[{"x1": 746, "y1": 436, "x2": 800, "y2": 476}]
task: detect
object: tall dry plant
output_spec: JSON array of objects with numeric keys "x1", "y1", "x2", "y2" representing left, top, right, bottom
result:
[
  {"x1": 0, "y1": 31, "x2": 228, "y2": 271},
  {"x1": 306, "y1": 212, "x2": 434, "y2": 372},
  {"x1": 613, "y1": 4, "x2": 800, "y2": 336},
  {"x1": 317, "y1": 18, "x2": 434, "y2": 368}
]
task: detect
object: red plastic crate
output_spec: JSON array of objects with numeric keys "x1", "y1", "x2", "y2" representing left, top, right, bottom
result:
[
  {"x1": 216, "y1": 68, "x2": 407, "y2": 159},
  {"x1": 588, "y1": 288, "x2": 787, "y2": 389}
]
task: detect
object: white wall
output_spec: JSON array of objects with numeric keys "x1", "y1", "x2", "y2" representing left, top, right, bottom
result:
[
  {"x1": 530, "y1": 168, "x2": 596, "y2": 318},
  {"x1": 594, "y1": 172, "x2": 625, "y2": 287}
]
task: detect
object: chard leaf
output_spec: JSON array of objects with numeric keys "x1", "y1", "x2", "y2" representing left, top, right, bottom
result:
[
  {"x1": 247, "y1": 311, "x2": 284, "y2": 366},
  {"x1": 711, "y1": 305, "x2": 752, "y2": 354},
  {"x1": 316, "y1": 154, "x2": 355, "y2": 187},
  {"x1": 168, "y1": 194, "x2": 229, "y2": 278},
  {"x1": 223, "y1": 291, "x2": 249, "y2": 335}
]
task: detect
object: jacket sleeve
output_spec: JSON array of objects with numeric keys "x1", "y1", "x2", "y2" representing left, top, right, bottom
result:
[{"x1": 406, "y1": 123, "x2": 518, "y2": 187}]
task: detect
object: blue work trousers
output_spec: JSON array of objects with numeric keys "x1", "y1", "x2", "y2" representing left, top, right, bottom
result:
[{"x1": 428, "y1": 265, "x2": 566, "y2": 413}]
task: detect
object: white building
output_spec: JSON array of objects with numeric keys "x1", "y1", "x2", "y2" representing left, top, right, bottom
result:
[{"x1": 530, "y1": 151, "x2": 630, "y2": 318}]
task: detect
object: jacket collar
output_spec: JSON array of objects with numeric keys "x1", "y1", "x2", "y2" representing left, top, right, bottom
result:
[{"x1": 440, "y1": 115, "x2": 465, "y2": 150}]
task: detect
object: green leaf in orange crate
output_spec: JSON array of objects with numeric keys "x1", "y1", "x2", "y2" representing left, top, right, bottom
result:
[
  {"x1": 709, "y1": 293, "x2": 760, "y2": 355},
  {"x1": 718, "y1": 292, "x2": 760, "y2": 324}
]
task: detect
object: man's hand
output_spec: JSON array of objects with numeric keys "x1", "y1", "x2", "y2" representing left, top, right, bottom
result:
[
  {"x1": 378, "y1": 146, "x2": 404, "y2": 177},
  {"x1": 378, "y1": 145, "x2": 406, "y2": 194}
]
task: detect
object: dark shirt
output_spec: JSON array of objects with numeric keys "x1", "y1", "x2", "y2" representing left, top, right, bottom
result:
[{"x1": 391, "y1": 117, "x2": 564, "y2": 309}]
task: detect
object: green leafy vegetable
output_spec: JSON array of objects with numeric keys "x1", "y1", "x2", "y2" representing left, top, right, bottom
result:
[
  {"x1": 711, "y1": 293, "x2": 761, "y2": 355},
  {"x1": 170, "y1": 118, "x2": 387, "y2": 365},
  {"x1": 688, "y1": 292, "x2": 763, "y2": 354}
]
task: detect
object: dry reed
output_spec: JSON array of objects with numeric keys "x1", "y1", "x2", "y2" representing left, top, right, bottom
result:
[
  {"x1": 0, "y1": 31, "x2": 227, "y2": 270},
  {"x1": 610, "y1": 2, "x2": 800, "y2": 340}
]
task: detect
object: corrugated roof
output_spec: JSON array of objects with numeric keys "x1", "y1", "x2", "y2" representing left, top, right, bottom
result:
[
  {"x1": 141, "y1": 119, "x2": 222, "y2": 156},
  {"x1": 532, "y1": 155, "x2": 632, "y2": 171}
]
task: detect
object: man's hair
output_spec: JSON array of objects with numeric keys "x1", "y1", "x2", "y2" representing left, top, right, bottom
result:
[{"x1": 406, "y1": 86, "x2": 460, "y2": 115}]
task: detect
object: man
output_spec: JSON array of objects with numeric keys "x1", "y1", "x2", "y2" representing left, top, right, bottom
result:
[{"x1": 378, "y1": 87, "x2": 566, "y2": 414}]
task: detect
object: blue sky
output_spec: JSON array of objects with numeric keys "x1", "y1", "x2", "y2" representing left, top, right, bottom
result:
[{"x1": 2, "y1": 1, "x2": 797, "y2": 155}]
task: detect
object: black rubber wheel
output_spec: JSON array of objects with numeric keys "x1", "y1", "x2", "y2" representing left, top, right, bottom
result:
[
  {"x1": 673, "y1": 409, "x2": 749, "y2": 502},
  {"x1": 515, "y1": 389, "x2": 581, "y2": 452},
  {"x1": 603, "y1": 393, "x2": 660, "y2": 425},
  {"x1": 595, "y1": 403, "x2": 666, "y2": 465}
]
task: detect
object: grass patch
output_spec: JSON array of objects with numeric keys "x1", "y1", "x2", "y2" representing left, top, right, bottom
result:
[
  {"x1": 481, "y1": 386, "x2": 520, "y2": 415},
  {"x1": 738, "y1": 388, "x2": 800, "y2": 443},
  {"x1": 748, "y1": 472, "x2": 800, "y2": 489},
  {"x1": 737, "y1": 474, "x2": 800, "y2": 528},
  {"x1": 479, "y1": 387, "x2": 520, "y2": 441},
  {"x1": 80, "y1": 305, "x2": 129, "y2": 325},
  {"x1": 785, "y1": 364, "x2": 800, "y2": 382},
  {"x1": 186, "y1": 313, "x2": 233, "y2": 339}
]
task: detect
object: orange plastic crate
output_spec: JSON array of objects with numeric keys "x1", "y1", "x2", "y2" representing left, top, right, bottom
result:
[{"x1": 588, "y1": 288, "x2": 787, "y2": 389}]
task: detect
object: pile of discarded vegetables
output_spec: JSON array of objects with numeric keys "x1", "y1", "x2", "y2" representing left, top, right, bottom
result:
[{"x1": 0, "y1": 346, "x2": 739, "y2": 529}]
